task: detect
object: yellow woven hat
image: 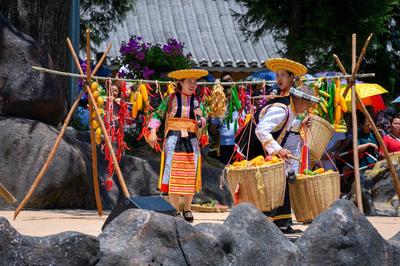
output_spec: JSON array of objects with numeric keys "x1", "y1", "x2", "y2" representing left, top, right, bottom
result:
[
  {"x1": 265, "y1": 58, "x2": 307, "y2": 76},
  {"x1": 168, "y1": 69, "x2": 209, "y2": 80}
]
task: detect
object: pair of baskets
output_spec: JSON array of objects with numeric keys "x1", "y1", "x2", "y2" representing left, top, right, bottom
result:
[{"x1": 226, "y1": 161, "x2": 286, "y2": 212}]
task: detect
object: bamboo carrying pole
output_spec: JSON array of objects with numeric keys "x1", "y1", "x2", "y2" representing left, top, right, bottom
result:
[
  {"x1": 351, "y1": 34, "x2": 363, "y2": 213},
  {"x1": 86, "y1": 29, "x2": 103, "y2": 216}
]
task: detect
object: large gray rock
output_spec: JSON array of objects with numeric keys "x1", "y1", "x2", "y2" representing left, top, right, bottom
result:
[
  {"x1": 223, "y1": 203, "x2": 302, "y2": 265},
  {"x1": 296, "y1": 199, "x2": 394, "y2": 265},
  {"x1": 371, "y1": 169, "x2": 400, "y2": 216},
  {"x1": 0, "y1": 117, "x2": 88, "y2": 209},
  {"x1": 0, "y1": 217, "x2": 100, "y2": 265},
  {"x1": 98, "y1": 209, "x2": 227, "y2": 265},
  {"x1": 389, "y1": 232, "x2": 400, "y2": 265},
  {"x1": 0, "y1": 16, "x2": 66, "y2": 125},
  {"x1": 0, "y1": 118, "x2": 159, "y2": 210}
]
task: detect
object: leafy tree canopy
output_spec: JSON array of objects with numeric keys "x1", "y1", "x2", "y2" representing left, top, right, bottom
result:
[
  {"x1": 80, "y1": 0, "x2": 135, "y2": 48},
  {"x1": 234, "y1": 0, "x2": 400, "y2": 94}
]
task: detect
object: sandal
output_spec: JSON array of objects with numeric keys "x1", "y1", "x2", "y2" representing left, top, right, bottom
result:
[{"x1": 182, "y1": 210, "x2": 194, "y2": 223}]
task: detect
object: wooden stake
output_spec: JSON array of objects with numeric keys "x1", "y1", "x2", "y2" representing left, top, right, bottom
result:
[
  {"x1": 0, "y1": 182, "x2": 17, "y2": 204},
  {"x1": 14, "y1": 90, "x2": 84, "y2": 219},
  {"x1": 86, "y1": 29, "x2": 103, "y2": 216},
  {"x1": 351, "y1": 34, "x2": 363, "y2": 213}
]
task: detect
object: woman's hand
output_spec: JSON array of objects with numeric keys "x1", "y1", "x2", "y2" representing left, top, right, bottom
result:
[
  {"x1": 301, "y1": 115, "x2": 313, "y2": 128},
  {"x1": 146, "y1": 128, "x2": 158, "y2": 148},
  {"x1": 277, "y1": 148, "x2": 292, "y2": 159}
]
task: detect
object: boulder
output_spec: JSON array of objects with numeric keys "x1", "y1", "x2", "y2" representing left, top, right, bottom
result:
[
  {"x1": 296, "y1": 199, "x2": 394, "y2": 265},
  {"x1": 0, "y1": 217, "x2": 100, "y2": 265},
  {"x1": 389, "y1": 232, "x2": 400, "y2": 265},
  {"x1": 0, "y1": 117, "x2": 159, "y2": 210},
  {"x1": 223, "y1": 203, "x2": 302, "y2": 265},
  {"x1": 371, "y1": 169, "x2": 400, "y2": 216},
  {"x1": 0, "y1": 117, "x2": 88, "y2": 209},
  {"x1": 0, "y1": 16, "x2": 66, "y2": 125},
  {"x1": 98, "y1": 209, "x2": 227, "y2": 265}
]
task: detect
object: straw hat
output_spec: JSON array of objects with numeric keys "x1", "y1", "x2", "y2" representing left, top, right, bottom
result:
[
  {"x1": 168, "y1": 69, "x2": 209, "y2": 80},
  {"x1": 265, "y1": 58, "x2": 307, "y2": 76}
]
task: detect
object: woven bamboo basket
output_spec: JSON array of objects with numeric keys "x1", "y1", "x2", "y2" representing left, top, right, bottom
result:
[
  {"x1": 307, "y1": 115, "x2": 334, "y2": 161},
  {"x1": 289, "y1": 171, "x2": 340, "y2": 223},
  {"x1": 226, "y1": 161, "x2": 286, "y2": 212}
]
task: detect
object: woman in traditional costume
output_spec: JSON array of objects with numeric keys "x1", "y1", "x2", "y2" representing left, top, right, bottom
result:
[
  {"x1": 235, "y1": 58, "x2": 319, "y2": 233},
  {"x1": 146, "y1": 69, "x2": 208, "y2": 222}
]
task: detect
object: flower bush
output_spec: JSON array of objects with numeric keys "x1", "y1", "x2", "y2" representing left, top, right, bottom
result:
[{"x1": 119, "y1": 36, "x2": 195, "y2": 80}]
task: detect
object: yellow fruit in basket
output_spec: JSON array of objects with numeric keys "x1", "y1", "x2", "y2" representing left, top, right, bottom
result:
[
  {"x1": 250, "y1": 155, "x2": 264, "y2": 165},
  {"x1": 91, "y1": 82, "x2": 99, "y2": 92},
  {"x1": 325, "y1": 169, "x2": 334, "y2": 174},
  {"x1": 271, "y1": 156, "x2": 280, "y2": 163},
  {"x1": 296, "y1": 174, "x2": 306, "y2": 180},
  {"x1": 313, "y1": 168, "x2": 325, "y2": 174}
]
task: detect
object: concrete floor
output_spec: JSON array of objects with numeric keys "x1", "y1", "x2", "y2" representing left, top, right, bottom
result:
[{"x1": 1, "y1": 209, "x2": 399, "y2": 240}]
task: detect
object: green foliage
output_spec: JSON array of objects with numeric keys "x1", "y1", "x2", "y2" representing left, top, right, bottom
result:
[
  {"x1": 80, "y1": 0, "x2": 135, "y2": 47},
  {"x1": 234, "y1": 0, "x2": 400, "y2": 95}
]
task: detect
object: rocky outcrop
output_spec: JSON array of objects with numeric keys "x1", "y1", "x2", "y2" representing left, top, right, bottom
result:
[
  {"x1": 0, "y1": 217, "x2": 100, "y2": 265},
  {"x1": 0, "y1": 117, "x2": 159, "y2": 210},
  {"x1": 0, "y1": 16, "x2": 66, "y2": 125},
  {"x1": 296, "y1": 199, "x2": 394, "y2": 265}
]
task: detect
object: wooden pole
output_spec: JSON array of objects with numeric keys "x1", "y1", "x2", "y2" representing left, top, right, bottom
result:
[
  {"x1": 351, "y1": 34, "x2": 363, "y2": 213},
  {"x1": 342, "y1": 33, "x2": 374, "y2": 98},
  {"x1": 0, "y1": 182, "x2": 17, "y2": 204},
  {"x1": 86, "y1": 29, "x2": 103, "y2": 216},
  {"x1": 14, "y1": 90, "x2": 84, "y2": 219}
]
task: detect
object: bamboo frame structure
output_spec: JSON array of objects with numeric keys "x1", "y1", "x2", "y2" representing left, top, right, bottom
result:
[
  {"x1": 14, "y1": 30, "x2": 130, "y2": 219},
  {"x1": 333, "y1": 33, "x2": 400, "y2": 211}
]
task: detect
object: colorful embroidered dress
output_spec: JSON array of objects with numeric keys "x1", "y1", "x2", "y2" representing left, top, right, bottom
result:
[{"x1": 148, "y1": 92, "x2": 203, "y2": 195}]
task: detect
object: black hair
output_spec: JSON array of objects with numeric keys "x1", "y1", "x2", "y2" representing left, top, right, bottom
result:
[
  {"x1": 357, "y1": 110, "x2": 367, "y2": 127},
  {"x1": 390, "y1": 114, "x2": 400, "y2": 124}
]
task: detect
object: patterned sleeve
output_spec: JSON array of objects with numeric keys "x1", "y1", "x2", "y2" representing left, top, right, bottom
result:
[{"x1": 148, "y1": 95, "x2": 171, "y2": 129}]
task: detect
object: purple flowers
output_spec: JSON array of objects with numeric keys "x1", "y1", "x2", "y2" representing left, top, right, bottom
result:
[{"x1": 119, "y1": 35, "x2": 195, "y2": 80}]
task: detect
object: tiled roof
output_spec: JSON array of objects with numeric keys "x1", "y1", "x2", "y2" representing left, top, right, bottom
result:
[{"x1": 96, "y1": 0, "x2": 282, "y2": 70}]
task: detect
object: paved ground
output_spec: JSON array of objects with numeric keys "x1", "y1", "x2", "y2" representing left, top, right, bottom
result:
[{"x1": 1, "y1": 209, "x2": 399, "y2": 240}]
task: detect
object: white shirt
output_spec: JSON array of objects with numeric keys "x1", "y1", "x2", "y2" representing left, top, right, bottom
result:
[{"x1": 255, "y1": 105, "x2": 297, "y2": 155}]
